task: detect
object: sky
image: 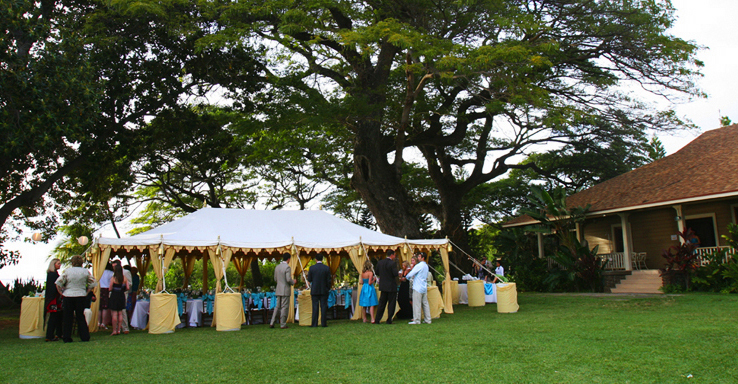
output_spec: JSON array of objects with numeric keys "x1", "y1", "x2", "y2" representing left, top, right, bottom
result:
[{"x1": 2, "y1": 0, "x2": 737, "y2": 285}]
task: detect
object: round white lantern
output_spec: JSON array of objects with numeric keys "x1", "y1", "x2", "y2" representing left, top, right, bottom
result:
[
  {"x1": 77, "y1": 236, "x2": 89, "y2": 246},
  {"x1": 31, "y1": 232, "x2": 43, "y2": 242}
]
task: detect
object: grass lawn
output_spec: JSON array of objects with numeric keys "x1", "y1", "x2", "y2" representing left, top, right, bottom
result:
[{"x1": 1, "y1": 293, "x2": 737, "y2": 383}]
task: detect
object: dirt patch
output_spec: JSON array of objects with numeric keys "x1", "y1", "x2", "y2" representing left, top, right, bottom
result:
[{"x1": 0, "y1": 310, "x2": 20, "y2": 330}]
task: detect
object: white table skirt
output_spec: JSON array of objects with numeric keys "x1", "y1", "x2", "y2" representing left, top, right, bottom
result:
[
  {"x1": 131, "y1": 300, "x2": 150, "y2": 330},
  {"x1": 186, "y1": 299, "x2": 204, "y2": 327},
  {"x1": 458, "y1": 284, "x2": 468, "y2": 304},
  {"x1": 485, "y1": 283, "x2": 497, "y2": 303}
]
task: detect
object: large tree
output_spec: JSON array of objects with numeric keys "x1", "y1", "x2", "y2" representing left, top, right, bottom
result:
[
  {"x1": 0, "y1": 0, "x2": 261, "y2": 246},
  {"x1": 201, "y1": 0, "x2": 701, "y2": 258}
]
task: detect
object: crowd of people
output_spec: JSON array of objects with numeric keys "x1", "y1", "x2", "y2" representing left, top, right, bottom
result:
[
  {"x1": 44, "y1": 251, "x2": 503, "y2": 338},
  {"x1": 43, "y1": 256, "x2": 140, "y2": 343}
]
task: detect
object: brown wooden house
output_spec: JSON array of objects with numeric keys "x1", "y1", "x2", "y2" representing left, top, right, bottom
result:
[{"x1": 504, "y1": 124, "x2": 738, "y2": 271}]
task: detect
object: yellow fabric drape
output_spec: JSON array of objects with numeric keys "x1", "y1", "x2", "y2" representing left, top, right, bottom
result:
[
  {"x1": 214, "y1": 292, "x2": 245, "y2": 331},
  {"x1": 328, "y1": 253, "x2": 342, "y2": 276},
  {"x1": 19, "y1": 297, "x2": 45, "y2": 338},
  {"x1": 151, "y1": 247, "x2": 162, "y2": 292},
  {"x1": 496, "y1": 283, "x2": 519, "y2": 313},
  {"x1": 427, "y1": 286, "x2": 445, "y2": 318},
  {"x1": 232, "y1": 256, "x2": 253, "y2": 290},
  {"x1": 348, "y1": 248, "x2": 367, "y2": 321},
  {"x1": 287, "y1": 250, "x2": 301, "y2": 323},
  {"x1": 182, "y1": 254, "x2": 196, "y2": 288},
  {"x1": 440, "y1": 248, "x2": 454, "y2": 314},
  {"x1": 207, "y1": 248, "x2": 224, "y2": 293},
  {"x1": 297, "y1": 291, "x2": 316, "y2": 326},
  {"x1": 89, "y1": 247, "x2": 111, "y2": 333},
  {"x1": 467, "y1": 280, "x2": 485, "y2": 307},
  {"x1": 148, "y1": 293, "x2": 181, "y2": 334},
  {"x1": 134, "y1": 253, "x2": 152, "y2": 288},
  {"x1": 207, "y1": 247, "x2": 233, "y2": 294},
  {"x1": 153, "y1": 248, "x2": 176, "y2": 293}
]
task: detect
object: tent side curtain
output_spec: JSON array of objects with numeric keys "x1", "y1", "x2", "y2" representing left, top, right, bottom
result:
[
  {"x1": 89, "y1": 247, "x2": 111, "y2": 333},
  {"x1": 348, "y1": 248, "x2": 366, "y2": 321},
  {"x1": 440, "y1": 248, "x2": 454, "y2": 314}
]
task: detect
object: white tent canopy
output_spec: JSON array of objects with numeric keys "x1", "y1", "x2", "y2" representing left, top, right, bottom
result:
[{"x1": 97, "y1": 208, "x2": 448, "y2": 250}]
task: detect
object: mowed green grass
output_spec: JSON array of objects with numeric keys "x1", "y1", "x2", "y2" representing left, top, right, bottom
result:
[{"x1": 2, "y1": 293, "x2": 737, "y2": 383}]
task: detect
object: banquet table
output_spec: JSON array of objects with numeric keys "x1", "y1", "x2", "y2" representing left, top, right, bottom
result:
[
  {"x1": 458, "y1": 283, "x2": 468, "y2": 305},
  {"x1": 186, "y1": 299, "x2": 204, "y2": 327},
  {"x1": 130, "y1": 300, "x2": 150, "y2": 330},
  {"x1": 19, "y1": 296, "x2": 45, "y2": 339},
  {"x1": 484, "y1": 283, "x2": 497, "y2": 303}
]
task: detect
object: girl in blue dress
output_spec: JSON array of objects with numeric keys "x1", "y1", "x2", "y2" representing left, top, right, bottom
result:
[{"x1": 359, "y1": 260, "x2": 378, "y2": 323}]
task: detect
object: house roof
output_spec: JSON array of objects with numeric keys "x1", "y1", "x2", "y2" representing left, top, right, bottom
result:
[{"x1": 504, "y1": 124, "x2": 738, "y2": 227}]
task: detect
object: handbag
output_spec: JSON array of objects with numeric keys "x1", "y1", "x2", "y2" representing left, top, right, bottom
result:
[{"x1": 46, "y1": 296, "x2": 63, "y2": 313}]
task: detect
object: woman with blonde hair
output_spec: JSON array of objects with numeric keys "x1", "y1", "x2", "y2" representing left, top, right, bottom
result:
[
  {"x1": 358, "y1": 259, "x2": 378, "y2": 323},
  {"x1": 44, "y1": 258, "x2": 63, "y2": 341}
]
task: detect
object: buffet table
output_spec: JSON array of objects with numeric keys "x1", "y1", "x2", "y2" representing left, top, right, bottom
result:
[
  {"x1": 19, "y1": 296, "x2": 45, "y2": 339},
  {"x1": 131, "y1": 300, "x2": 150, "y2": 330}
]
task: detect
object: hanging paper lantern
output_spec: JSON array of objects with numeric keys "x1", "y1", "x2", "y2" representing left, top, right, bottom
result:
[
  {"x1": 78, "y1": 236, "x2": 89, "y2": 246},
  {"x1": 31, "y1": 232, "x2": 43, "y2": 242}
]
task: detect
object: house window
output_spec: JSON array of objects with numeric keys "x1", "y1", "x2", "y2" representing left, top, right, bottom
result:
[{"x1": 685, "y1": 215, "x2": 717, "y2": 248}]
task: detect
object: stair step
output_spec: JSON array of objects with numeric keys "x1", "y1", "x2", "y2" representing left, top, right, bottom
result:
[{"x1": 611, "y1": 269, "x2": 663, "y2": 294}]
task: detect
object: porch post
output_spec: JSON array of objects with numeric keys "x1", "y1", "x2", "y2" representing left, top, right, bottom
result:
[
  {"x1": 537, "y1": 232, "x2": 545, "y2": 259},
  {"x1": 673, "y1": 205, "x2": 685, "y2": 244},
  {"x1": 618, "y1": 213, "x2": 633, "y2": 271}
]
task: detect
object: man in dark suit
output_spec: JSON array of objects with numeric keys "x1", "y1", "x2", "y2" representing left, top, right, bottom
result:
[
  {"x1": 374, "y1": 249, "x2": 400, "y2": 324},
  {"x1": 307, "y1": 253, "x2": 331, "y2": 327}
]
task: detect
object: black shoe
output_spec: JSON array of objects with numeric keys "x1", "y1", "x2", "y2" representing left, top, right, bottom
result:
[
  {"x1": 269, "y1": 324, "x2": 274, "y2": 328},
  {"x1": 322, "y1": 325, "x2": 328, "y2": 327},
  {"x1": 310, "y1": 325, "x2": 317, "y2": 327},
  {"x1": 386, "y1": 321, "x2": 393, "y2": 325}
]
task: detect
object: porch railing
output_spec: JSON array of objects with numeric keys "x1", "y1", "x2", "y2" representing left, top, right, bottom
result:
[
  {"x1": 598, "y1": 253, "x2": 626, "y2": 270},
  {"x1": 694, "y1": 246, "x2": 736, "y2": 266},
  {"x1": 547, "y1": 252, "x2": 626, "y2": 270}
]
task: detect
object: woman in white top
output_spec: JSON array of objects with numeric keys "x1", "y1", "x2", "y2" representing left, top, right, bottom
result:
[
  {"x1": 98, "y1": 262, "x2": 114, "y2": 329},
  {"x1": 56, "y1": 255, "x2": 96, "y2": 342}
]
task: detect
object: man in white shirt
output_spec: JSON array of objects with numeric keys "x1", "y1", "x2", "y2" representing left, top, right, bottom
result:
[
  {"x1": 492, "y1": 260, "x2": 504, "y2": 283},
  {"x1": 404, "y1": 252, "x2": 431, "y2": 325}
]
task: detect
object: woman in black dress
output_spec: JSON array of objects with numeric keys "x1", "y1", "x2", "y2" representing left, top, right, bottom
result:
[
  {"x1": 108, "y1": 264, "x2": 129, "y2": 336},
  {"x1": 45, "y1": 258, "x2": 63, "y2": 342},
  {"x1": 396, "y1": 260, "x2": 413, "y2": 319}
]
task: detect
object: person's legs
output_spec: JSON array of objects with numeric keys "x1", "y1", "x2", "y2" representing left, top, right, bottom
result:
[
  {"x1": 386, "y1": 289, "x2": 397, "y2": 324},
  {"x1": 111, "y1": 310, "x2": 119, "y2": 334},
  {"x1": 421, "y1": 292, "x2": 431, "y2": 324},
  {"x1": 374, "y1": 291, "x2": 388, "y2": 323},
  {"x1": 120, "y1": 308, "x2": 129, "y2": 333},
  {"x1": 311, "y1": 294, "x2": 319, "y2": 327},
  {"x1": 74, "y1": 298, "x2": 90, "y2": 341},
  {"x1": 270, "y1": 298, "x2": 280, "y2": 326},
  {"x1": 62, "y1": 298, "x2": 74, "y2": 342},
  {"x1": 411, "y1": 290, "x2": 421, "y2": 324},
  {"x1": 279, "y1": 296, "x2": 289, "y2": 327},
  {"x1": 369, "y1": 305, "x2": 375, "y2": 323},
  {"x1": 320, "y1": 295, "x2": 328, "y2": 327}
]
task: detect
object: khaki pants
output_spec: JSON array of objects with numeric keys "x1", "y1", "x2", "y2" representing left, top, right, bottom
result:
[
  {"x1": 270, "y1": 295, "x2": 290, "y2": 327},
  {"x1": 412, "y1": 290, "x2": 431, "y2": 324}
]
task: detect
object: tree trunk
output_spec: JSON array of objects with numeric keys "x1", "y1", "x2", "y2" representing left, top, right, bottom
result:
[{"x1": 351, "y1": 120, "x2": 421, "y2": 238}]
